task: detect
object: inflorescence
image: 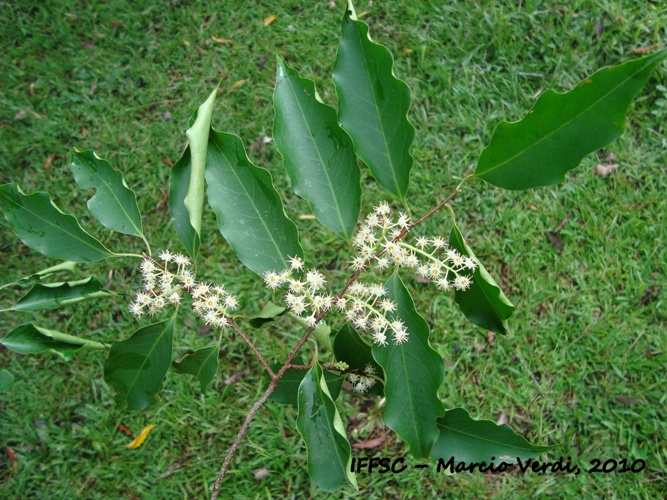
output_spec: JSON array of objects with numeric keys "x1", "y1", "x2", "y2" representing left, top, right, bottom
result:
[
  {"x1": 351, "y1": 201, "x2": 476, "y2": 291},
  {"x1": 264, "y1": 255, "x2": 408, "y2": 346},
  {"x1": 129, "y1": 250, "x2": 238, "y2": 328}
]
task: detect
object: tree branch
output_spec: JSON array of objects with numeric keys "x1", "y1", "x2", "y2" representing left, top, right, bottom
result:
[{"x1": 210, "y1": 189, "x2": 461, "y2": 499}]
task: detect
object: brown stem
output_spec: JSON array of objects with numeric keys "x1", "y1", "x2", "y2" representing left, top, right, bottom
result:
[
  {"x1": 229, "y1": 320, "x2": 275, "y2": 379},
  {"x1": 210, "y1": 189, "x2": 461, "y2": 499}
]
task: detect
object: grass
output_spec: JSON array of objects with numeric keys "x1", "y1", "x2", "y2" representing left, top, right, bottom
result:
[{"x1": 1, "y1": 0, "x2": 666, "y2": 498}]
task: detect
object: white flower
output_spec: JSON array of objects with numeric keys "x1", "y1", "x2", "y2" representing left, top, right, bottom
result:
[
  {"x1": 431, "y1": 237, "x2": 447, "y2": 249},
  {"x1": 351, "y1": 256, "x2": 366, "y2": 271},
  {"x1": 416, "y1": 236, "x2": 429, "y2": 249},
  {"x1": 224, "y1": 295, "x2": 239, "y2": 310},
  {"x1": 264, "y1": 271, "x2": 282, "y2": 290},
  {"x1": 173, "y1": 254, "x2": 191, "y2": 267},
  {"x1": 306, "y1": 270, "x2": 326, "y2": 290},
  {"x1": 454, "y1": 275, "x2": 472, "y2": 290},
  {"x1": 158, "y1": 250, "x2": 173, "y2": 262},
  {"x1": 130, "y1": 303, "x2": 144, "y2": 317},
  {"x1": 140, "y1": 259, "x2": 156, "y2": 274},
  {"x1": 375, "y1": 201, "x2": 391, "y2": 216},
  {"x1": 288, "y1": 255, "x2": 304, "y2": 271}
]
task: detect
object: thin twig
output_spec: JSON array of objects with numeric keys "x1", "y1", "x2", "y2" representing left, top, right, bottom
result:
[
  {"x1": 229, "y1": 320, "x2": 275, "y2": 379},
  {"x1": 210, "y1": 188, "x2": 462, "y2": 499}
]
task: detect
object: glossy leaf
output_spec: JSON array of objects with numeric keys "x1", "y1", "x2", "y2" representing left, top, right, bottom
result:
[
  {"x1": 0, "y1": 323, "x2": 106, "y2": 361},
  {"x1": 104, "y1": 318, "x2": 174, "y2": 410},
  {"x1": 173, "y1": 346, "x2": 218, "y2": 392},
  {"x1": 273, "y1": 56, "x2": 361, "y2": 239},
  {"x1": 70, "y1": 149, "x2": 144, "y2": 238},
  {"x1": 0, "y1": 183, "x2": 113, "y2": 262},
  {"x1": 0, "y1": 261, "x2": 77, "y2": 291},
  {"x1": 332, "y1": 1, "x2": 414, "y2": 199},
  {"x1": 431, "y1": 408, "x2": 553, "y2": 463},
  {"x1": 248, "y1": 302, "x2": 287, "y2": 328},
  {"x1": 449, "y1": 224, "x2": 514, "y2": 334},
  {"x1": 372, "y1": 273, "x2": 445, "y2": 458},
  {"x1": 0, "y1": 369, "x2": 13, "y2": 392},
  {"x1": 5, "y1": 277, "x2": 114, "y2": 312},
  {"x1": 169, "y1": 147, "x2": 200, "y2": 258},
  {"x1": 296, "y1": 360, "x2": 357, "y2": 492},
  {"x1": 475, "y1": 49, "x2": 667, "y2": 190},
  {"x1": 333, "y1": 323, "x2": 383, "y2": 395},
  {"x1": 205, "y1": 128, "x2": 303, "y2": 276},
  {"x1": 270, "y1": 357, "x2": 344, "y2": 406}
]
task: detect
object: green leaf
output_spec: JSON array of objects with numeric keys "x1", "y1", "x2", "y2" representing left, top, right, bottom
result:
[
  {"x1": 104, "y1": 318, "x2": 174, "y2": 410},
  {"x1": 270, "y1": 357, "x2": 345, "y2": 406},
  {"x1": 475, "y1": 49, "x2": 667, "y2": 190},
  {"x1": 0, "y1": 183, "x2": 114, "y2": 262},
  {"x1": 332, "y1": 323, "x2": 383, "y2": 395},
  {"x1": 248, "y1": 302, "x2": 287, "y2": 328},
  {"x1": 169, "y1": 146, "x2": 201, "y2": 258},
  {"x1": 0, "y1": 323, "x2": 106, "y2": 361},
  {"x1": 431, "y1": 408, "x2": 553, "y2": 463},
  {"x1": 449, "y1": 224, "x2": 514, "y2": 334},
  {"x1": 205, "y1": 128, "x2": 304, "y2": 276},
  {"x1": 372, "y1": 273, "x2": 445, "y2": 458},
  {"x1": 1, "y1": 261, "x2": 77, "y2": 290},
  {"x1": 6, "y1": 277, "x2": 114, "y2": 312},
  {"x1": 332, "y1": 2, "x2": 414, "y2": 199},
  {"x1": 70, "y1": 149, "x2": 144, "y2": 238},
  {"x1": 273, "y1": 56, "x2": 361, "y2": 239},
  {"x1": 184, "y1": 86, "x2": 218, "y2": 236},
  {"x1": 0, "y1": 369, "x2": 14, "y2": 392},
  {"x1": 173, "y1": 346, "x2": 218, "y2": 393},
  {"x1": 296, "y1": 360, "x2": 357, "y2": 492}
]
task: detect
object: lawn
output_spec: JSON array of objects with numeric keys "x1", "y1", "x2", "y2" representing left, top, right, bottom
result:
[{"x1": 1, "y1": 0, "x2": 666, "y2": 498}]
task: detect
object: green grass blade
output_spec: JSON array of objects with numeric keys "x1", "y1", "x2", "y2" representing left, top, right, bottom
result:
[
  {"x1": 70, "y1": 149, "x2": 144, "y2": 238},
  {"x1": 431, "y1": 408, "x2": 553, "y2": 463},
  {"x1": 332, "y1": 1, "x2": 415, "y2": 200},
  {"x1": 273, "y1": 56, "x2": 361, "y2": 239},
  {"x1": 449, "y1": 224, "x2": 515, "y2": 335},
  {"x1": 296, "y1": 361, "x2": 357, "y2": 492},
  {"x1": 104, "y1": 318, "x2": 174, "y2": 410},
  {"x1": 372, "y1": 273, "x2": 445, "y2": 458},
  {"x1": 205, "y1": 128, "x2": 303, "y2": 276},
  {"x1": 7, "y1": 277, "x2": 114, "y2": 312},
  {"x1": 0, "y1": 183, "x2": 113, "y2": 262},
  {"x1": 475, "y1": 49, "x2": 667, "y2": 190}
]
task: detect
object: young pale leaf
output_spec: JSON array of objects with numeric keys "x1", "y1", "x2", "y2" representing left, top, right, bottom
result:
[
  {"x1": 0, "y1": 184, "x2": 114, "y2": 262},
  {"x1": 273, "y1": 56, "x2": 361, "y2": 239},
  {"x1": 248, "y1": 302, "x2": 287, "y2": 328},
  {"x1": 372, "y1": 273, "x2": 445, "y2": 458},
  {"x1": 184, "y1": 86, "x2": 218, "y2": 236},
  {"x1": 0, "y1": 369, "x2": 14, "y2": 392},
  {"x1": 104, "y1": 318, "x2": 174, "y2": 410},
  {"x1": 431, "y1": 408, "x2": 553, "y2": 463},
  {"x1": 269, "y1": 357, "x2": 344, "y2": 407},
  {"x1": 9, "y1": 261, "x2": 77, "y2": 288},
  {"x1": 296, "y1": 360, "x2": 357, "y2": 492},
  {"x1": 169, "y1": 146, "x2": 201, "y2": 258},
  {"x1": 0, "y1": 323, "x2": 106, "y2": 361},
  {"x1": 205, "y1": 128, "x2": 303, "y2": 276},
  {"x1": 70, "y1": 149, "x2": 144, "y2": 238},
  {"x1": 332, "y1": 1, "x2": 415, "y2": 199},
  {"x1": 6, "y1": 277, "x2": 114, "y2": 312},
  {"x1": 173, "y1": 346, "x2": 218, "y2": 393},
  {"x1": 475, "y1": 49, "x2": 667, "y2": 190},
  {"x1": 449, "y1": 224, "x2": 514, "y2": 334},
  {"x1": 332, "y1": 323, "x2": 383, "y2": 395}
]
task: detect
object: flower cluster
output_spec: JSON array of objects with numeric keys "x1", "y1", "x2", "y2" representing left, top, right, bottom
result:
[
  {"x1": 351, "y1": 202, "x2": 476, "y2": 291},
  {"x1": 347, "y1": 363, "x2": 378, "y2": 393},
  {"x1": 263, "y1": 256, "x2": 408, "y2": 346},
  {"x1": 129, "y1": 250, "x2": 238, "y2": 328}
]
